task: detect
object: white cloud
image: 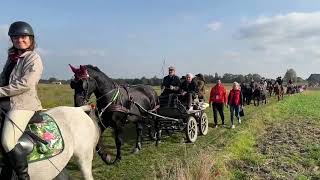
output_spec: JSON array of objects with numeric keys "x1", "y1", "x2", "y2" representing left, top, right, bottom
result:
[
  {"x1": 238, "y1": 12, "x2": 320, "y2": 45},
  {"x1": 206, "y1": 21, "x2": 222, "y2": 31},
  {"x1": 236, "y1": 12, "x2": 320, "y2": 67}
]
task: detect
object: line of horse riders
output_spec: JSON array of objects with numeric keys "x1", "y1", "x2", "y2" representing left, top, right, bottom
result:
[{"x1": 241, "y1": 76, "x2": 307, "y2": 105}]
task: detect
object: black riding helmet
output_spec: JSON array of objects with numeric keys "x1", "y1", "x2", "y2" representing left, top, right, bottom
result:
[{"x1": 8, "y1": 21, "x2": 34, "y2": 37}]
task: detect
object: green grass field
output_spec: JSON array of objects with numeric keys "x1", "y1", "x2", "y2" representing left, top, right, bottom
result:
[{"x1": 37, "y1": 84, "x2": 320, "y2": 179}]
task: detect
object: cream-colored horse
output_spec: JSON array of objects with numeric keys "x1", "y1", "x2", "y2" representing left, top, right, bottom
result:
[{"x1": 6, "y1": 106, "x2": 99, "y2": 180}]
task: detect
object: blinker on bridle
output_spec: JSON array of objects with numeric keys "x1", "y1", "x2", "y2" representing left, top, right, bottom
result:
[{"x1": 71, "y1": 74, "x2": 92, "y2": 104}]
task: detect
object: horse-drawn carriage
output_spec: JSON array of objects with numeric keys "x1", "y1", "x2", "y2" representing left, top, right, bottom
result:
[
  {"x1": 152, "y1": 94, "x2": 209, "y2": 142},
  {"x1": 69, "y1": 64, "x2": 211, "y2": 163}
]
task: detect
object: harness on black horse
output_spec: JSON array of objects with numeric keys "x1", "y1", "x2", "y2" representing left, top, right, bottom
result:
[{"x1": 78, "y1": 78, "x2": 159, "y2": 129}]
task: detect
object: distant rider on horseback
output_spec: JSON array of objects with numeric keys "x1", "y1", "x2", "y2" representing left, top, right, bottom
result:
[{"x1": 276, "y1": 76, "x2": 283, "y2": 86}]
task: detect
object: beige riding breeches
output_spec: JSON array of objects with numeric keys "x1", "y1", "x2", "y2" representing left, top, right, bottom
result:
[{"x1": 1, "y1": 110, "x2": 35, "y2": 152}]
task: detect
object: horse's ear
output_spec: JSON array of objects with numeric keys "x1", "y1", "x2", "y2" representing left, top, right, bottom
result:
[
  {"x1": 79, "y1": 65, "x2": 87, "y2": 71},
  {"x1": 69, "y1": 64, "x2": 78, "y2": 74},
  {"x1": 79, "y1": 65, "x2": 89, "y2": 79}
]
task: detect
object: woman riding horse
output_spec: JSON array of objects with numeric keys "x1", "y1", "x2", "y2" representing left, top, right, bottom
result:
[{"x1": 0, "y1": 21, "x2": 43, "y2": 180}]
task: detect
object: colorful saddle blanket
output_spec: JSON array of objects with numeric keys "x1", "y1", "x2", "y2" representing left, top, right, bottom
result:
[{"x1": 26, "y1": 112, "x2": 64, "y2": 162}]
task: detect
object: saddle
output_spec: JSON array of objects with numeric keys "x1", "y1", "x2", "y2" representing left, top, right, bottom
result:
[
  {"x1": 17, "y1": 111, "x2": 64, "y2": 163},
  {"x1": 159, "y1": 93, "x2": 201, "y2": 111}
]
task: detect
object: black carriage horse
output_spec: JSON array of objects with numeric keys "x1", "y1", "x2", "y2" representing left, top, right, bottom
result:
[{"x1": 69, "y1": 65, "x2": 160, "y2": 163}]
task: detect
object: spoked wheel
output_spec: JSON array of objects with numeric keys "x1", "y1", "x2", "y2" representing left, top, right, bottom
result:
[
  {"x1": 185, "y1": 116, "x2": 198, "y2": 143},
  {"x1": 199, "y1": 113, "x2": 208, "y2": 135}
]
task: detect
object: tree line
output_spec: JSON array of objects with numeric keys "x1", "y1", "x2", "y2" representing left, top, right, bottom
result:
[{"x1": 42, "y1": 68, "x2": 306, "y2": 86}]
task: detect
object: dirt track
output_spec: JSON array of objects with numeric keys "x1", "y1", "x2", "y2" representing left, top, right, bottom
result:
[{"x1": 235, "y1": 120, "x2": 320, "y2": 179}]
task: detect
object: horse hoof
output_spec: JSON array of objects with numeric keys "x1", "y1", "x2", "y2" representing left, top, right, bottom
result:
[
  {"x1": 101, "y1": 154, "x2": 113, "y2": 165},
  {"x1": 132, "y1": 148, "x2": 140, "y2": 154},
  {"x1": 113, "y1": 158, "x2": 121, "y2": 164},
  {"x1": 106, "y1": 154, "x2": 113, "y2": 164},
  {"x1": 156, "y1": 140, "x2": 162, "y2": 146}
]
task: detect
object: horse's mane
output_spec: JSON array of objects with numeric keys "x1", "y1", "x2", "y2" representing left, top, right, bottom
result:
[
  {"x1": 85, "y1": 64, "x2": 107, "y2": 78},
  {"x1": 85, "y1": 65, "x2": 102, "y2": 72},
  {"x1": 84, "y1": 65, "x2": 116, "y2": 87}
]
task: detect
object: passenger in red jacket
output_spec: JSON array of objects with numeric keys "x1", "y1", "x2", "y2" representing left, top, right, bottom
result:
[
  {"x1": 209, "y1": 80, "x2": 227, "y2": 128},
  {"x1": 228, "y1": 82, "x2": 244, "y2": 129}
]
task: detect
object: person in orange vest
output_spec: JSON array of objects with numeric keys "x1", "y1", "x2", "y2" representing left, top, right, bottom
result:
[{"x1": 209, "y1": 80, "x2": 227, "y2": 128}]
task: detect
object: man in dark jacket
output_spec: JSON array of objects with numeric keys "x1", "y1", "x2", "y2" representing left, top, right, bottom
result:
[
  {"x1": 180, "y1": 73, "x2": 198, "y2": 111},
  {"x1": 161, "y1": 66, "x2": 181, "y2": 96}
]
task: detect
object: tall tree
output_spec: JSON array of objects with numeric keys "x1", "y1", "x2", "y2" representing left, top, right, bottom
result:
[
  {"x1": 214, "y1": 72, "x2": 219, "y2": 80},
  {"x1": 283, "y1": 68, "x2": 297, "y2": 82},
  {"x1": 252, "y1": 74, "x2": 261, "y2": 82},
  {"x1": 48, "y1": 77, "x2": 58, "y2": 83}
]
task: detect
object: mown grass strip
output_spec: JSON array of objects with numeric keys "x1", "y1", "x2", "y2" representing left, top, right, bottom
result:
[{"x1": 223, "y1": 91, "x2": 320, "y2": 179}]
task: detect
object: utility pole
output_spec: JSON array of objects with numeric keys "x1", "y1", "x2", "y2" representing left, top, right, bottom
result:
[{"x1": 161, "y1": 57, "x2": 166, "y2": 78}]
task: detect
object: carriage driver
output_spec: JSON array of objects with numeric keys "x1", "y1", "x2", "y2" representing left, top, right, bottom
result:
[
  {"x1": 160, "y1": 66, "x2": 181, "y2": 96},
  {"x1": 0, "y1": 21, "x2": 43, "y2": 180}
]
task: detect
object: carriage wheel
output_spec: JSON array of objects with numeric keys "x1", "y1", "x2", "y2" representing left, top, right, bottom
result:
[
  {"x1": 199, "y1": 113, "x2": 208, "y2": 135},
  {"x1": 186, "y1": 116, "x2": 198, "y2": 143}
]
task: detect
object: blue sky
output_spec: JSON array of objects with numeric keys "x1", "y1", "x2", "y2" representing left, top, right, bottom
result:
[{"x1": 1, "y1": 0, "x2": 320, "y2": 79}]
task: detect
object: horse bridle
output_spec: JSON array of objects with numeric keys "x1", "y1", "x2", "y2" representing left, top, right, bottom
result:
[
  {"x1": 71, "y1": 77, "x2": 95, "y2": 104},
  {"x1": 81, "y1": 78, "x2": 92, "y2": 104}
]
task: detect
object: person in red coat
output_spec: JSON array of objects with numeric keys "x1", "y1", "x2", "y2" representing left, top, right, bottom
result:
[
  {"x1": 228, "y1": 82, "x2": 244, "y2": 129},
  {"x1": 209, "y1": 80, "x2": 227, "y2": 128}
]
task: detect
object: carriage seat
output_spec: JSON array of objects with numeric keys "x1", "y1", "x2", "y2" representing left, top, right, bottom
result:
[{"x1": 159, "y1": 93, "x2": 179, "y2": 108}]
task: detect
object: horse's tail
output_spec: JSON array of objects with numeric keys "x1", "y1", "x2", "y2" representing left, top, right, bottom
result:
[{"x1": 79, "y1": 105, "x2": 94, "y2": 112}]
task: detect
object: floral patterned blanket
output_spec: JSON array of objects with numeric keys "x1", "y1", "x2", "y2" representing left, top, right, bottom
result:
[{"x1": 27, "y1": 112, "x2": 64, "y2": 163}]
